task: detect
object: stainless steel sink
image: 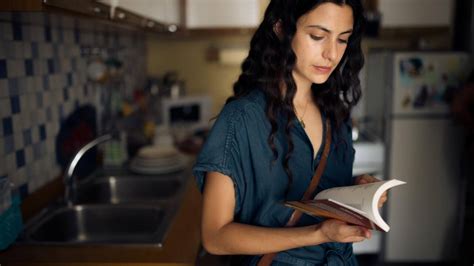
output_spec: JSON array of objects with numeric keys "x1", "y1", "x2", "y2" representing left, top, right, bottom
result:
[
  {"x1": 73, "y1": 176, "x2": 182, "y2": 204},
  {"x1": 19, "y1": 168, "x2": 191, "y2": 246},
  {"x1": 23, "y1": 205, "x2": 172, "y2": 246}
]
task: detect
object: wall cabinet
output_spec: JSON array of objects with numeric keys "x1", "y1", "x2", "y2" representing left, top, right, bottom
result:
[
  {"x1": 186, "y1": 0, "x2": 260, "y2": 29},
  {"x1": 379, "y1": 0, "x2": 454, "y2": 27},
  {"x1": 47, "y1": 0, "x2": 173, "y2": 32},
  {"x1": 98, "y1": 0, "x2": 181, "y2": 31},
  {"x1": 1, "y1": 0, "x2": 264, "y2": 35},
  {"x1": 102, "y1": 0, "x2": 181, "y2": 25},
  {"x1": 111, "y1": 0, "x2": 263, "y2": 34},
  {"x1": 0, "y1": 0, "x2": 173, "y2": 33}
]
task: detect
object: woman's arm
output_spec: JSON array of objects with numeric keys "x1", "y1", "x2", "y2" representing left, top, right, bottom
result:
[{"x1": 201, "y1": 171, "x2": 371, "y2": 255}]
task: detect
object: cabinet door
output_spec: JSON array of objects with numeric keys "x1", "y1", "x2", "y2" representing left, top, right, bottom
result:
[
  {"x1": 186, "y1": 0, "x2": 260, "y2": 29},
  {"x1": 44, "y1": 0, "x2": 110, "y2": 19},
  {"x1": 103, "y1": 0, "x2": 181, "y2": 25},
  {"x1": 379, "y1": 0, "x2": 453, "y2": 27}
]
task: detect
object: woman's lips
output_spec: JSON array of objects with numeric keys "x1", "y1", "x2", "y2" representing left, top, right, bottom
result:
[{"x1": 313, "y1": 66, "x2": 332, "y2": 74}]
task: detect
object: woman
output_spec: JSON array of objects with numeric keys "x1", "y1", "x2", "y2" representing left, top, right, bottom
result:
[{"x1": 193, "y1": 0, "x2": 386, "y2": 265}]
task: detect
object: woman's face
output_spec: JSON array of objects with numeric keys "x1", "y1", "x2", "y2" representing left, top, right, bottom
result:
[{"x1": 291, "y1": 2, "x2": 354, "y2": 88}]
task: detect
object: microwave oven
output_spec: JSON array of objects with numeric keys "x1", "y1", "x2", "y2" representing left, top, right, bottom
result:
[{"x1": 161, "y1": 95, "x2": 212, "y2": 131}]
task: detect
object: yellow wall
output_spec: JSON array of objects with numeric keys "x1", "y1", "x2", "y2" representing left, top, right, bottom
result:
[
  {"x1": 146, "y1": 34, "x2": 252, "y2": 115},
  {"x1": 147, "y1": 0, "x2": 269, "y2": 115}
]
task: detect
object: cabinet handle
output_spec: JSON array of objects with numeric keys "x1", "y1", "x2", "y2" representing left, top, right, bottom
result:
[
  {"x1": 117, "y1": 12, "x2": 126, "y2": 19},
  {"x1": 147, "y1": 21, "x2": 155, "y2": 28}
]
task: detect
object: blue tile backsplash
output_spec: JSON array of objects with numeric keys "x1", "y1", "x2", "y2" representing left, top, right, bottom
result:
[{"x1": 0, "y1": 12, "x2": 146, "y2": 196}]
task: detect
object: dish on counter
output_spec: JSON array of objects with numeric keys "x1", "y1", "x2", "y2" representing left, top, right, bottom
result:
[{"x1": 129, "y1": 145, "x2": 187, "y2": 175}]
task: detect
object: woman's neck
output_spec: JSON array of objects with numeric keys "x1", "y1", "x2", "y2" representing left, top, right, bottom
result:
[
  {"x1": 279, "y1": 74, "x2": 314, "y2": 108},
  {"x1": 293, "y1": 86, "x2": 313, "y2": 108},
  {"x1": 292, "y1": 71, "x2": 314, "y2": 107}
]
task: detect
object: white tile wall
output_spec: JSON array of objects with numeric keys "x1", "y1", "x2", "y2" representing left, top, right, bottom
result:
[
  {"x1": 0, "y1": 12, "x2": 146, "y2": 197},
  {"x1": 7, "y1": 60, "x2": 24, "y2": 78},
  {"x1": 5, "y1": 42, "x2": 23, "y2": 59},
  {"x1": 0, "y1": 98, "x2": 12, "y2": 119},
  {"x1": 13, "y1": 131, "x2": 24, "y2": 150},
  {"x1": 0, "y1": 22, "x2": 13, "y2": 41},
  {"x1": 25, "y1": 77, "x2": 35, "y2": 94},
  {"x1": 25, "y1": 146, "x2": 33, "y2": 165},
  {"x1": 38, "y1": 43, "x2": 53, "y2": 58},
  {"x1": 23, "y1": 13, "x2": 45, "y2": 25},
  {"x1": 0, "y1": 153, "x2": 5, "y2": 175},
  {"x1": 17, "y1": 78, "x2": 27, "y2": 95},
  {"x1": 12, "y1": 115, "x2": 22, "y2": 134},
  {"x1": 30, "y1": 25, "x2": 45, "y2": 42},
  {"x1": 0, "y1": 38, "x2": 5, "y2": 59},
  {"x1": 0, "y1": 81, "x2": 8, "y2": 98},
  {"x1": 63, "y1": 29, "x2": 74, "y2": 44},
  {"x1": 5, "y1": 153, "x2": 15, "y2": 173}
]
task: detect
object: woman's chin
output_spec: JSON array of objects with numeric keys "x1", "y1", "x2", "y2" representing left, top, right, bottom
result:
[{"x1": 311, "y1": 76, "x2": 330, "y2": 84}]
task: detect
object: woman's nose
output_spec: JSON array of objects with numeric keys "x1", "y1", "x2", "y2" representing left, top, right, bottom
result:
[{"x1": 322, "y1": 40, "x2": 338, "y2": 62}]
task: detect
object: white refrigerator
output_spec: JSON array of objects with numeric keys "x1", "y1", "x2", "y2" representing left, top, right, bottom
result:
[{"x1": 365, "y1": 52, "x2": 471, "y2": 262}]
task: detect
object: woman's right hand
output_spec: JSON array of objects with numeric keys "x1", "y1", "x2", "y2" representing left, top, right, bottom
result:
[{"x1": 318, "y1": 219, "x2": 371, "y2": 243}]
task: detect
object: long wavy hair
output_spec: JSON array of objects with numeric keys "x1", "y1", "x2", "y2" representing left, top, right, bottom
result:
[{"x1": 227, "y1": 0, "x2": 365, "y2": 195}]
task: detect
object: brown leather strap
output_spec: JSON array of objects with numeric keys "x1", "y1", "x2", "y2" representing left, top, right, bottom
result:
[{"x1": 257, "y1": 119, "x2": 332, "y2": 266}]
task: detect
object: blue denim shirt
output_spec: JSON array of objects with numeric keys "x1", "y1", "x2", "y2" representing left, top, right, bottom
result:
[{"x1": 193, "y1": 89, "x2": 358, "y2": 266}]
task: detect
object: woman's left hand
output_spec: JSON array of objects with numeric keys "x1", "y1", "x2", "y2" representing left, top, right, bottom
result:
[{"x1": 354, "y1": 174, "x2": 387, "y2": 208}]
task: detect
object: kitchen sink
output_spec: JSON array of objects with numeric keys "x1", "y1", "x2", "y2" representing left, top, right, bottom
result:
[
  {"x1": 22, "y1": 205, "x2": 172, "y2": 246},
  {"x1": 73, "y1": 176, "x2": 182, "y2": 204},
  {"x1": 18, "y1": 168, "x2": 191, "y2": 246}
]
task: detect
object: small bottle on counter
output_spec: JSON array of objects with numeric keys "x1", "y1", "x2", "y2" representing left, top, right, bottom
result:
[{"x1": 103, "y1": 132, "x2": 128, "y2": 167}]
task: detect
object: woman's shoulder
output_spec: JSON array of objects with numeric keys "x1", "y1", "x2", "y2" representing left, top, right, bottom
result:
[{"x1": 219, "y1": 89, "x2": 266, "y2": 119}]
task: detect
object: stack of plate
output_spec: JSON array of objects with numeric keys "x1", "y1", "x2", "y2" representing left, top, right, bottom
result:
[{"x1": 129, "y1": 146, "x2": 187, "y2": 175}]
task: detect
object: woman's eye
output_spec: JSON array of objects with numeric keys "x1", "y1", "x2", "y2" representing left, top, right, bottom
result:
[
  {"x1": 310, "y1": 35, "x2": 324, "y2": 41},
  {"x1": 338, "y1": 39, "x2": 349, "y2": 44}
]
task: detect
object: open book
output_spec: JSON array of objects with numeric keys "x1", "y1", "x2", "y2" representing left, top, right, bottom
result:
[{"x1": 285, "y1": 179, "x2": 406, "y2": 232}]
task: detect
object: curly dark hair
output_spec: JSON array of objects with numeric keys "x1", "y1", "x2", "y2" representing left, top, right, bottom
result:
[{"x1": 227, "y1": 0, "x2": 365, "y2": 195}]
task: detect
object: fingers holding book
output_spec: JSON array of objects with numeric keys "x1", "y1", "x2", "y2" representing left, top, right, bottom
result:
[
  {"x1": 354, "y1": 174, "x2": 388, "y2": 208},
  {"x1": 378, "y1": 192, "x2": 388, "y2": 208},
  {"x1": 354, "y1": 174, "x2": 381, "y2": 185},
  {"x1": 319, "y1": 219, "x2": 372, "y2": 243}
]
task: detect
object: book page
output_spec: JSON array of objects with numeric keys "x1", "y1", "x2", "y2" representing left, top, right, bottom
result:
[{"x1": 314, "y1": 179, "x2": 406, "y2": 231}]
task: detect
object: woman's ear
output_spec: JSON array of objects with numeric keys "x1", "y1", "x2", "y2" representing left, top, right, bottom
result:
[{"x1": 273, "y1": 20, "x2": 283, "y2": 40}]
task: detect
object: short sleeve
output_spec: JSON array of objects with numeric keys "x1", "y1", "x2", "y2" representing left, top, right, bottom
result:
[{"x1": 192, "y1": 101, "x2": 247, "y2": 213}]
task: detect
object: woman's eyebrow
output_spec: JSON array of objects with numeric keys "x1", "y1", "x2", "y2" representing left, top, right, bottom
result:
[{"x1": 306, "y1": 25, "x2": 353, "y2": 35}]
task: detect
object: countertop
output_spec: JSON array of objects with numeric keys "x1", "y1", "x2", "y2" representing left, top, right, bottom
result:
[{"x1": 0, "y1": 168, "x2": 203, "y2": 266}]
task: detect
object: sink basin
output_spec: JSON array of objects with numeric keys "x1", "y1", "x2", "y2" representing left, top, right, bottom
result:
[
  {"x1": 19, "y1": 169, "x2": 190, "y2": 246},
  {"x1": 74, "y1": 176, "x2": 182, "y2": 204},
  {"x1": 23, "y1": 205, "x2": 171, "y2": 246}
]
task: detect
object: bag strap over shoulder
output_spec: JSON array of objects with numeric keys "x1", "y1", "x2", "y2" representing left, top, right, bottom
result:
[{"x1": 257, "y1": 119, "x2": 332, "y2": 266}]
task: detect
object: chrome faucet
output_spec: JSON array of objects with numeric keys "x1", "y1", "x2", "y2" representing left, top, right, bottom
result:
[{"x1": 64, "y1": 133, "x2": 115, "y2": 206}]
